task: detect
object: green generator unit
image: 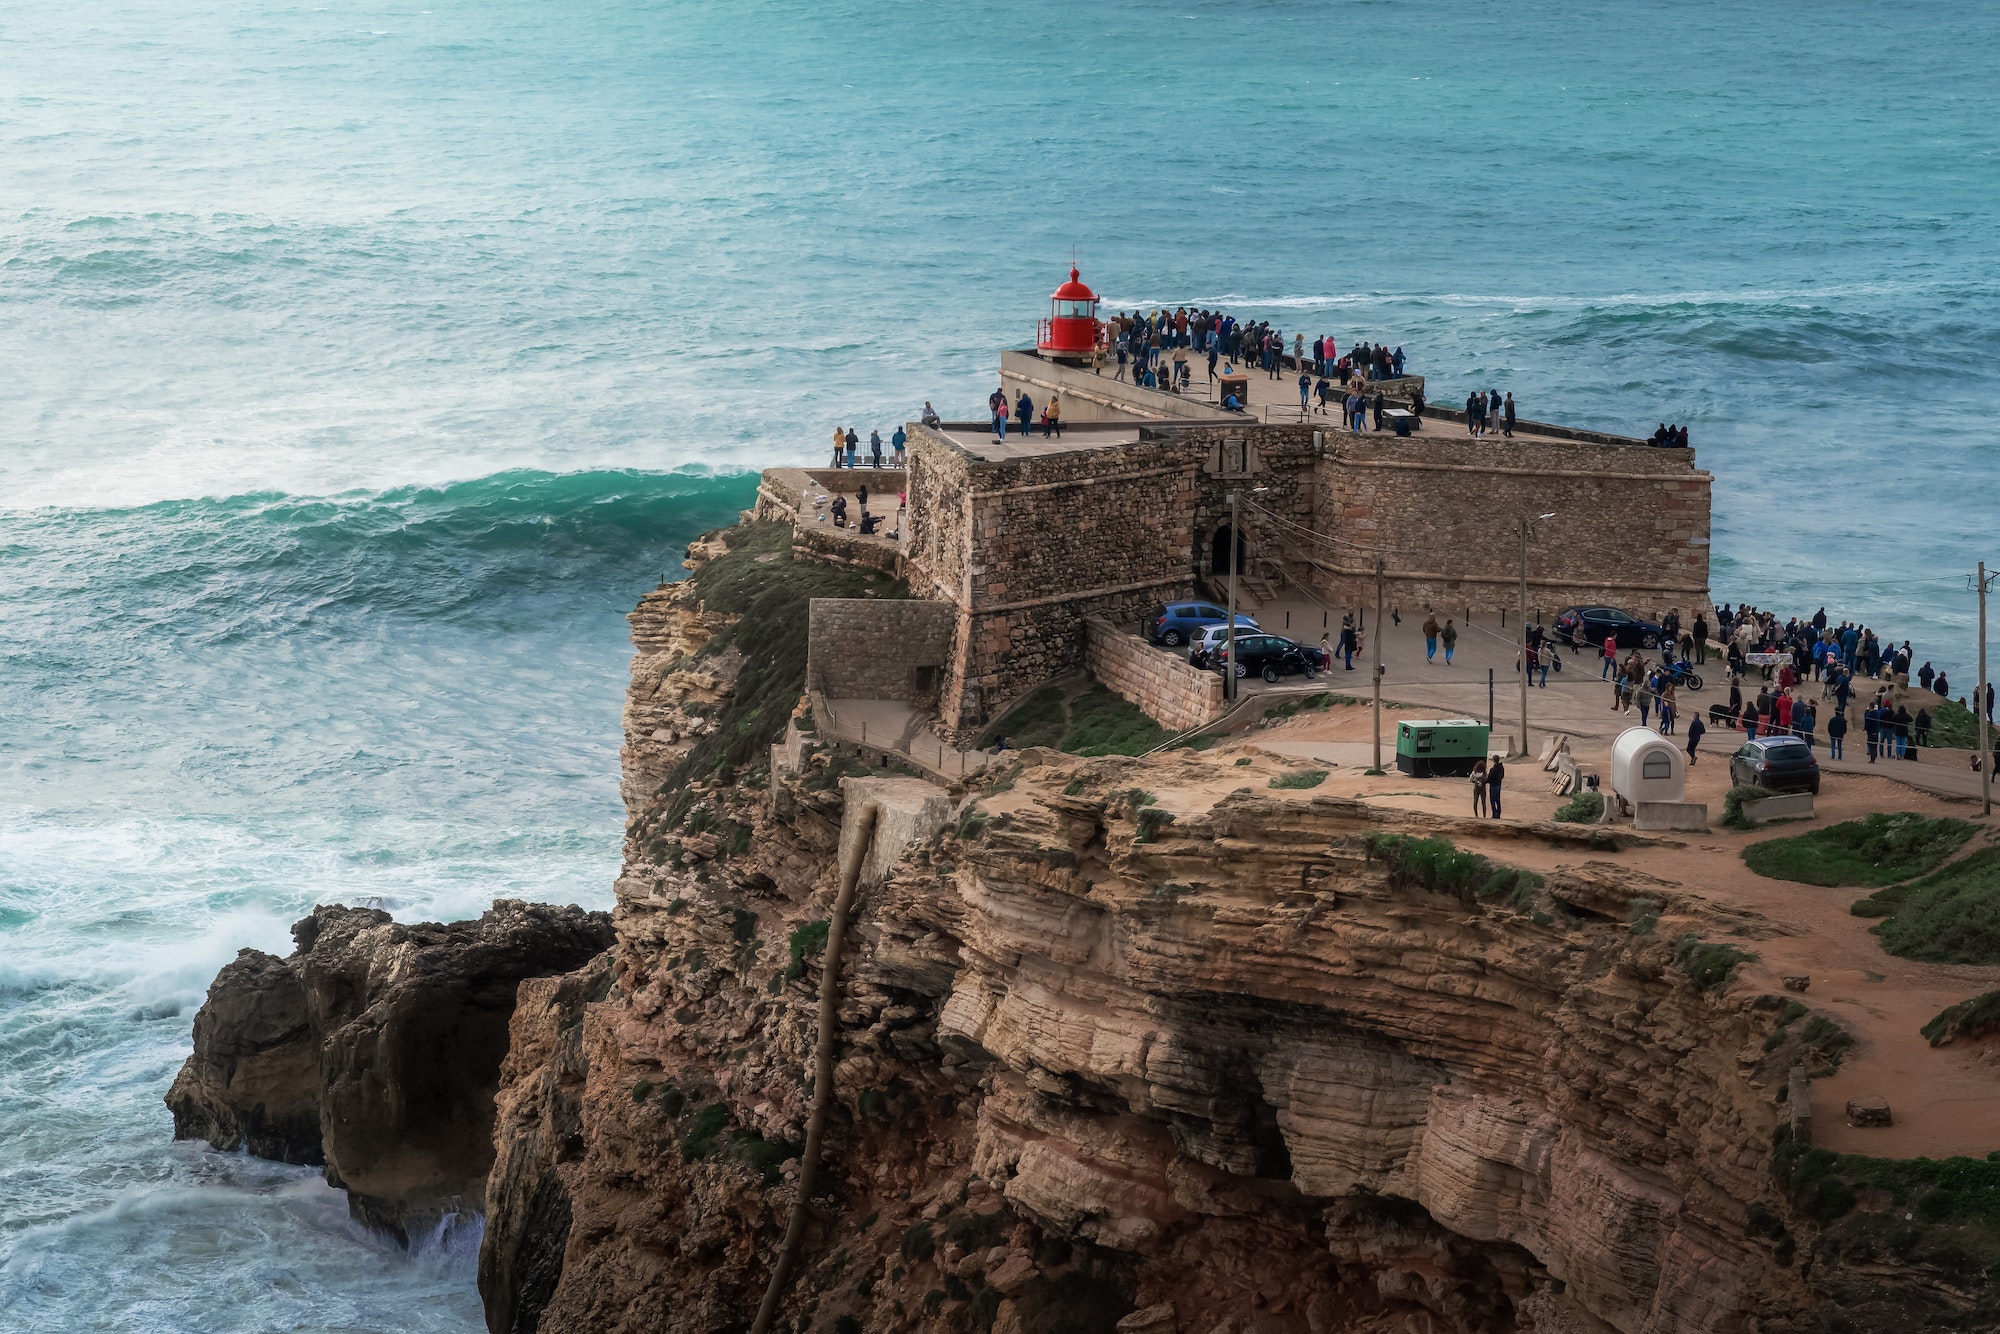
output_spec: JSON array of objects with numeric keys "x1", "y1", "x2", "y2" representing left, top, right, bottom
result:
[{"x1": 1395, "y1": 719, "x2": 1491, "y2": 777}]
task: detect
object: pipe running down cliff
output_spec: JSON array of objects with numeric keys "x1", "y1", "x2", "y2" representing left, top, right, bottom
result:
[{"x1": 750, "y1": 800, "x2": 879, "y2": 1334}]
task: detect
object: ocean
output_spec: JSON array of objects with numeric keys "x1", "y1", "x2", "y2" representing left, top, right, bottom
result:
[{"x1": 1, "y1": 0, "x2": 1995, "y2": 1327}]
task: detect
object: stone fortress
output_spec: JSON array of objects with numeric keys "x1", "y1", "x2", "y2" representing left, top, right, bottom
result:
[{"x1": 757, "y1": 278, "x2": 1713, "y2": 743}]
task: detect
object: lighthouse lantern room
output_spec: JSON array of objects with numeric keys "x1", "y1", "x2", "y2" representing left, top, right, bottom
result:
[{"x1": 1036, "y1": 266, "x2": 1100, "y2": 363}]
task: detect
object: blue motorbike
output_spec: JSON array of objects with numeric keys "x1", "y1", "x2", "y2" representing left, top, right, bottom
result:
[{"x1": 1659, "y1": 656, "x2": 1704, "y2": 692}]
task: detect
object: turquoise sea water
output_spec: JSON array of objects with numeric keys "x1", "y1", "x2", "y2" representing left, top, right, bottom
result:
[{"x1": 2, "y1": 1, "x2": 1996, "y2": 1327}]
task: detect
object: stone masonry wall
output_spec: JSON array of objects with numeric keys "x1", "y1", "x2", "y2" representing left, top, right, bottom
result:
[
  {"x1": 805, "y1": 598, "x2": 955, "y2": 701},
  {"x1": 1084, "y1": 617, "x2": 1225, "y2": 733},
  {"x1": 1314, "y1": 433, "x2": 1713, "y2": 621}
]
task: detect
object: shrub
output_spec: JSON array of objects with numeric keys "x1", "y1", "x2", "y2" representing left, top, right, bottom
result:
[
  {"x1": 632, "y1": 1080, "x2": 655, "y2": 1103},
  {"x1": 1362, "y1": 833, "x2": 1543, "y2": 911},
  {"x1": 1062, "y1": 776, "x2": 1088, "y2": 796},
  {"x1": 1554, "y1": 791, "x2": 1604, "y2": 823},
  {"x1": 1743, "y1": 813, "x2": 1975, "y2": 887},
  {"x1": 1672, "y1": 934, "x2": 1753, "y2": 992},
  {"x1": 1799, "y1": 1014, "x2": 1855, "y2": 1070},
  {"x1": 1720, "y1": 785, "x2": 1767, "y2": 830},
  {"x1": 681, "y1": 1103, "x2": 731, "y2": 1161},
  {"x1": 1922, "y1": 990, "x2": 2000, "y2": 1046},
  {"x1": 901, "y1": 1222, "x2": 936, "y2": 1262},
  {"x1": 1269, "y1": 768, "x2": 1328, "y2": 790},
  {"x1": 1628, "y1": 893, "x2": 1660, "y2": 936},
  {"x1": 1134, "y1": 808, "x2": 1177, "y2": 843}
]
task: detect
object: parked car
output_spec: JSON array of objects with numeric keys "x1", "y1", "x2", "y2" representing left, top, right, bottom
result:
[
  {"x1": 1554, "y1": 605, "x2": 1664, "y2": 651},
  {"x1": 1149, "y1": 600, "x2": 1257, "y2": 648},
  {"x1": 1728, "y1": 736, "x2": 1821, "y2": 795},
  {"x1": 1187, "y1": 622, "x2": 1310, "y2": 671},
  {"x1": 1216, "y1": 633, "x2": 1321, "y2": 683}
]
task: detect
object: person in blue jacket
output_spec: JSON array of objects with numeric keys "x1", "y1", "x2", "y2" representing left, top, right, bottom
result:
[{"x1": 1014, "y1": 392, "x2": 1033, "y2": 436}]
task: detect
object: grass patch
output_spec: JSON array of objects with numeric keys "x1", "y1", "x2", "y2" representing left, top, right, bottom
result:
[
  {"x1": 1853, "y1": 846, "x2": 2000, "y2": 965},
  {"x1": 978, "y1": 684, "x2": 1067, "y2": 750},
  {"x1": 1773, "y1": 1128, "x2": 2000, "y2": 1277},
  {"x1": 726, "y1": 1130, "x2": 800, "y2": 1185},
  {"x1": 1743, "y1": 813, "x2": 1975, "y2": 888},
  {"x1": 681, "y1": 1102, "x2": 731, "y2": 1161},
  {"x1": 1923, "y1": 990, "x2": 2000, "y2": 1047},
  {"x1": 1361, "y1": 833, "x2": 1543, "y2": 911},
  {"x1": 1672, "y1": 934, "x2": 1753, "y2": 992},
  {"x1": 1134, "y1": 807, "x2": 1177, "y2": 843},
  {"x1": 784, "y1": 919, "x2": 830, "y2": 982},
  {"x1": 1060, "y1": 686, "x2": 1172, "y2": 756},
  {"x1": 1269, "y1": 769, "x2": 1328, "y2": 790},
  {"x1": 1929, "y1": 695, "x2": 1981, "y2": 750},
  {"x1": 1553, "y1": 791, "x2": 1603, "y2": 823},
  {"x1": 658, "y1": 522, "x2": 905, "y2": 826}
]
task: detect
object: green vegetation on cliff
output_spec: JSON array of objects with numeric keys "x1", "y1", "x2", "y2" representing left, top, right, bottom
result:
[
  {"x1": 1922, "y1": 990, "x2": 2000, "y2": 1047},
  {"x1": 1360, "y1": 833, "x2": 1543, "y2": 911},
  {"x1": 1773, "y1": 1128, "x2": 2000, "y2": 1285},
  {"x1": 661, "y1": 522, "x2": 904, "y2": 824},
  {"x1": 1851, "y1": 845, "x2": 2000, "y2": 965},
  {"x1": 1744, "y1": 813, "x2": 1975, "y2": 887},
  {"x1": 978, "y1": 682, "x2": 1188, "y2": 756}
]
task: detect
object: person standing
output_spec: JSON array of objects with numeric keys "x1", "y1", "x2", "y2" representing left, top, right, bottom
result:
[
  {"x1": 1915, "y1": 706, "x2": 1933, "y2": 749},
  {"x1": 1893, "y1": 704, "x2": 1913, "y2": 759},
  {"x1": 1692, "y1": 610, "x2": 1709, "y2": 665},
  {"x1": 1659, "y1": 681, "x2": 1676, "y2": 735},
  {"x1": 992, "y1": 394, "x2": 1008, "y2": 439},
  {"x1": 1826, "y1": 708, "x2": 1847, "y2": 760},
  {"x1": 1635, "y1": 673, "x2": 1654, "y2": 729},
  {"x1": 1372, "y1": 389, "x2": 1386, "y2": 431},
  {"x1": 1470, "y1": 758, "x2": 1488, "y2": 816},
  {"x1": 1441, "y1": 619, "x2": 1458, "y2": 665},
  {"x1": 844, "y1": 427, "x2": 859, "y2": 468},
  {"x1": 1423, "y1": 614, "x2": 1440, "y2": 663},
  {"x1": 1862, "y1": 702, "x2": 1880, "y2": 761},
  {"x1": 869, "y1": 429, "x2": 884, "y2": 468},
  {"x1": 1486, "y1": 757, "x2": 1505, "y2": 819},
  {"x1": 1685, "y1": 713, "x2": 1706, "y2": 766},
  {"x1": 1015, "y1": 392, "x2": 1033, "y2": 436},
  {"x1": 891, "y1": 424, "x2": 907, "y2": 464},
  {"x1": 1503, "y1": 392, "x2": 1517, "y2": 438}
]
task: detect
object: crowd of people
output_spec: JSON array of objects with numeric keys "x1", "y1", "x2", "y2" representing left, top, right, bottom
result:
[
  {"x1": 985, "y1": 388, "x2": 1066, "y2": 439},
  {"x1": 1648, "y1": 423, "x2": 1692, "y2": 448},
  {"x1": 1099, "y1": 307, "x2": 1409, "y2": 392},
  {"x1": 1578, "y1": 600, "x2": 1976, "y2": 767}
]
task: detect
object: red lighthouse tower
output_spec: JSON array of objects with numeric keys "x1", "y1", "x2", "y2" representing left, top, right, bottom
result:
[{"x1": 1036, "y1": 266, "x2": 1100, "y2": 364}]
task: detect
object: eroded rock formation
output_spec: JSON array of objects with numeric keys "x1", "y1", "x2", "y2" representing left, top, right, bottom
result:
[
  {"x1": 474, "y1": 531, "x2": 2000, "y2": 1334},
  {"x1": 168, "y1": 899, "x2": 613, "y2": 1242}
]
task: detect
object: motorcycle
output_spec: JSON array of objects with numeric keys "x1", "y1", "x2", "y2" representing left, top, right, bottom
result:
[{"x1": 1658, "y1": 655, "x2": 1704, "y2": 692}]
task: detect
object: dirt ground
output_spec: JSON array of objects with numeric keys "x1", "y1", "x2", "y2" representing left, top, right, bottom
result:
[{"x1": 1135, "y1": 696, "x2": 2000, "y2": 1160}]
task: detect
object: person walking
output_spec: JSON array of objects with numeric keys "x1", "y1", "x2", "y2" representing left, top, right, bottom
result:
[
  {"x1": 1423, "y1": 614, "x2": 1440, "y2": 663},
  {"x1": 1826, "y1": 708, "x2": 1847, "y2": 760},
  {"x1": 1634, "y1": 674, "x2": 1653, "y2": 729},
  {"x1": 1602, "y1": 633, "x2": 1618, "y2": 679},
  {"x1": 1470, "y1": 758, "x2": 1488, "y2": 817},
  {"x1": 1685, "y1": 713, "x2": 1706, "y2": 766},
  {"x1": 1441, "y1": 619, "x2": 1458, "y2": 665},
  {"x1": 1659, "y1": 682, "x2": 1676, "y2": 735},
  {"x1": 1486, "y1": 757, "x2": 1505, "y2": 819},
  {"x1": 1299, "y1": 370, "x2": 1312, "y2": 414}
]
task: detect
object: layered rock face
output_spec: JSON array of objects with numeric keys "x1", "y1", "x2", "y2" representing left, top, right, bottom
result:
[
  {"x1": 478, "y1": 548, "x2": 1914, "y2": 1334},
  {"x1": 168, "y1": 899, "x2": 613, "y2": 1242}
]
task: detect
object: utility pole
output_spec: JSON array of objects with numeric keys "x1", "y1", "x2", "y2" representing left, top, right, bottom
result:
[
  {"x1": 1371, "y1": 556, "x2": 1385, "y2": 772},
  {"x1": 1518, "y1": 516, "x2": 1531, "y2": 758},
  {"x1": 1982, "y1": 561, "x2": 1992, "y2": 818},
  {"x1": 1225, "y1": 491, "x2": 1240, "y2": 702}
]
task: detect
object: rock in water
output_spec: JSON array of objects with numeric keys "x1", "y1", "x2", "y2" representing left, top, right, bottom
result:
[{"x1": 167, "y1": 899, "x2": 614, "y2": 1244}]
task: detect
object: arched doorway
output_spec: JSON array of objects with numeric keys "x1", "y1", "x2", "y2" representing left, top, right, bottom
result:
[{"x1": 1211, "y1": 524, "x2": 1247, "y2": 576}]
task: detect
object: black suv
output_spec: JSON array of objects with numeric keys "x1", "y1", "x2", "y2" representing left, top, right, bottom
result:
[
  {"x1": 1554, "y1": 605, "x2": 1665, "y2": 650},
  {"x1": 1728, "y1": 736, "x2": 1821, "y2": 795},
  {"x1": 1217, "y1": 633, "x2": 1321, "y2": 683}
]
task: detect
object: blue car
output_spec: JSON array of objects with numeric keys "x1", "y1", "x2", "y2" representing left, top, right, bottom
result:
[{"x1": 1149, "y1": 601, "x2": 1257, "y2": 648}]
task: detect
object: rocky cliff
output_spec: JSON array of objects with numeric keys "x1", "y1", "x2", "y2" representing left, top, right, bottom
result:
[
  {"x1": 469, "y1": 525, "x2": 2000, "y2": 1334},
  {"x1": 168, "y1": 899, "x2": 614, "y2": 1243}
]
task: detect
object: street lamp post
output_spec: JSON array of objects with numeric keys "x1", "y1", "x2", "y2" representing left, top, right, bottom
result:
[
  {"x1": 1371, "y1": 556, "x2": 1386, "y2": 773},
  {"x1": 1518, "y1": 514, "x2": 1556, "y2": 758}
]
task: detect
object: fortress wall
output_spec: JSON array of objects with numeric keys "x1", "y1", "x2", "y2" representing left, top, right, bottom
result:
[
  {"x1": 1314, "y1": 436, "x2": 1713, "y2": 620},
  {"x1": 806, "y1": 598, "x2": 955, "y2": 702},
  {"x1": 1085, "y1": 618, "x2": 1226, "y2": 734},
  {"x1": 999, "y1": 349, "x2": 1231, "y2": 423}
]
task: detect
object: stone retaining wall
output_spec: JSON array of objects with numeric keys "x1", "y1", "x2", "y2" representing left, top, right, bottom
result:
[
  {"x1": 1085, "y1": 618, "x2": 1225, "y2": 734},
  {"x1": 790, "y1": 522, "x2": 905, "y2": 579},
  {"x1": 806, "y1": 598, "x2": 955, "y2": 703}
]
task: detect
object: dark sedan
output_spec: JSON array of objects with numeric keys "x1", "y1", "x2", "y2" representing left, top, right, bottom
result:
[
  {"x1": 1216, "y1": 633, "x2": 1322, "y2": 683},
  {"x1": 1555, "y1": 605, "x2": 1664, "y2": 651},
  {"x1": 1728, "y1": 736, "x2": 1821, "y2": 795}
]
